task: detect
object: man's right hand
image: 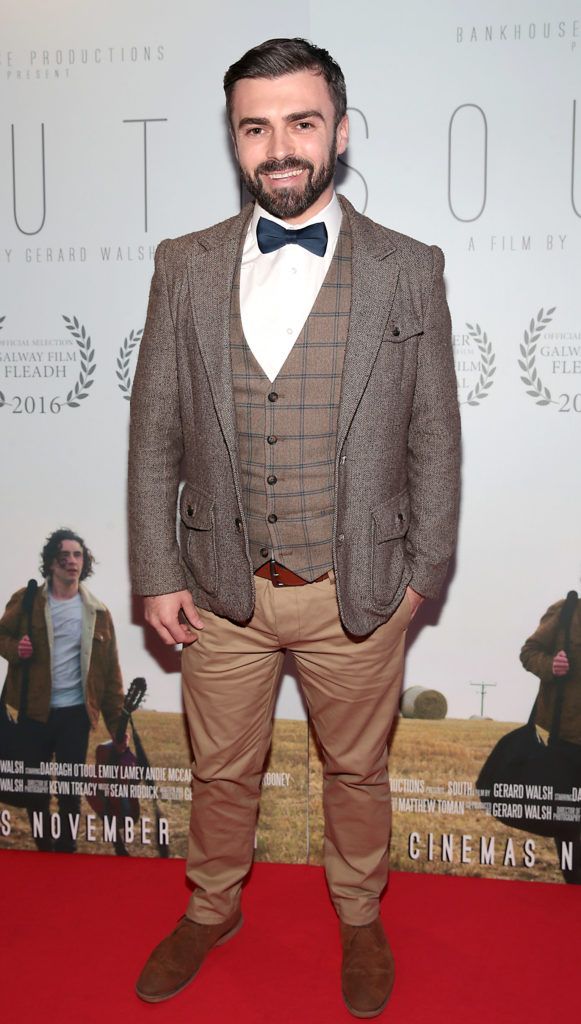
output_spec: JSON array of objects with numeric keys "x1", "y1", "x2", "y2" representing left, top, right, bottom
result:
[
  {"x1": 17, "y1": 634, "x2": 33, "y2": 660},
  {"x1": 552, "y1": 649, "x2": 570, "y2": 677},
  {"x1": 144, "y1": 591, "x2": 205, "y2": 646}
]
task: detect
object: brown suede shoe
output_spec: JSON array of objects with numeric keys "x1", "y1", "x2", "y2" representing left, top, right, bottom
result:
[
  {"x1": 135, "y1": 909, "x2": 243, "y2": 1003},
  {"x1": 340, "y1": 918, "x2": 395, "y2": 1018}
]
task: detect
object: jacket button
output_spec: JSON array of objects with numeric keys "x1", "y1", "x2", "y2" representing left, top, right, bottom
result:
[
  {"x1": 267, "y1": 435, "x2": 278, "y2": 445},
  {"x1": 268, "y1": 391, "x2": 279, "y2": 403},
  {"x1": 235, "y1": 517, "x2": 243, "y2": 533},
  {"x1": 267, "y1": 474, "x2": 277, "y2": 485},
  {"x1": 187, "y1": 505, "x2": 193, "y2": 516},
  {"x1": 260, "y1": 547, "x2": 269, "y2": 558},
  {"x1": 337, "y1": 534, "x2": 344, "y2": 544},
  {"x1": 392, "y1": 326, "x2": 400, "y2": 337},
  {"x1": 267, "y1": 513, "x2": 278, "y2": 524},
  {"x1": 397, "y1": 512, "x2": 404, "y2": 522}
]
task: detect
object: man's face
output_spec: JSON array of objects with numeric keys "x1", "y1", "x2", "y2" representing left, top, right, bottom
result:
[
  {"x1": 50, "y1": 539, "x2": 83, "y2": 588},
  {"x1": 230, "y1": 69, "x2": 349, "y2": 223}
]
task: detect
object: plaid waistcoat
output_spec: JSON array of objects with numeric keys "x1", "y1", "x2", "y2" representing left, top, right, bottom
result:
[{"x1": 230, "y1": 220, "x2": 352, "y2": 581}]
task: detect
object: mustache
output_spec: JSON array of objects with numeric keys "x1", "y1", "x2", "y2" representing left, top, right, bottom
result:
[{"x1": 254, "y1": 157, "x2": 314, "y2": 176}]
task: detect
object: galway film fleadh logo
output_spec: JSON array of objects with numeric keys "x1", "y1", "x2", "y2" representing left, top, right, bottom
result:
[
  {"x1": 0, "y1": 314, "x2": 95, "y2": 414},
  {"x1": 453, "y1": 322, "x2": 496, "y2": 407},
  {"x1": 116, "y1": 328, "x2": 143, "y2": 401},
  {"x1": 519, "y1": 307, "x2": 581, "y2": 413}
]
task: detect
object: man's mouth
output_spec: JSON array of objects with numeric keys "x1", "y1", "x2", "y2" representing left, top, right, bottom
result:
[{"x1": 265, "y1": 168, "x2": 305, "y2": 180}]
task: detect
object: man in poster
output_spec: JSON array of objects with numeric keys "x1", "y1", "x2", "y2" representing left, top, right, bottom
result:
[
  {"x1": 521, "y1": 594, "x2": 581, "y2": 883},
  {"x1": 129, "y1": 38, "x2": 460, "y2": 1017},
  {"x1": 0, "y1": 528, "x2": 124, "y2": 852}
]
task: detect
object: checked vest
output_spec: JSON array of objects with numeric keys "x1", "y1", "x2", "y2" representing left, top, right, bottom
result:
[{"x1": 230, "y1": 220, "x2": 352, "y2": 581}]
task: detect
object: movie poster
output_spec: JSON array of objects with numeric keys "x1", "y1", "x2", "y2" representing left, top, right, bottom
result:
[
  {"x1": 2, "y1": 1, "x2": 580, "y2": 881},
  {"x1": 0, "y1": 689, "x2": 309, "y2": 859}
]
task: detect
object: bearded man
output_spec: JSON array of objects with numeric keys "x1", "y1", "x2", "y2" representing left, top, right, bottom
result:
[{"x1": 129, "y1": 37, "x2": 460, "y2": 1018}]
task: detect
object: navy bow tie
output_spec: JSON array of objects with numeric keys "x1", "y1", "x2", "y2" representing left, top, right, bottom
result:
[{"x1": 256, "y1": 216, "x2": 328, "y2": 257}]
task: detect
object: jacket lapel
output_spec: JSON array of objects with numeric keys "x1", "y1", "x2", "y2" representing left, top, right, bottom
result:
[
  {"x1": 336, "y1": 196, "x2": 399, "y2": 455},
  {"x1": 187, "y1": 205, "x2": 252, "y2": 456}
]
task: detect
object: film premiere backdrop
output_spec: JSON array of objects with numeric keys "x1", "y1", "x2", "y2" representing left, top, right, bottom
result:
[{"x1": 1, "y1": 0, "x2": 579, "y2": 881}]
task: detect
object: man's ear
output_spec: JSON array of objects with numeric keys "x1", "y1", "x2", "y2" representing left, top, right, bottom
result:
[{"x1": 336, "y1": 113, "x2": 349, "y2": 157}]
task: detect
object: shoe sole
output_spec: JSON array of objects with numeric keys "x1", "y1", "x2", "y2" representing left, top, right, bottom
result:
[
  {"x1": 342, "y1": 974, "x2": 394, "y2": 1018},
  {"x1": 135, "y1": 915, "x2": 244, "y2": 1003},
  {"x1": 342, "y1": 996, "x2": 389, "y2": 1019}
]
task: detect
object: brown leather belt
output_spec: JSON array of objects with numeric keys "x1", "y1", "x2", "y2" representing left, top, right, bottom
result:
[{"x1": 255, "y1": 560, "x2": 329, "y2": 588}]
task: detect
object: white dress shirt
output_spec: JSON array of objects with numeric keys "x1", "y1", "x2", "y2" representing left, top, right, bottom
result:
[{"x1": 239, "y1": 193, "x2": 343, "y2": 382}]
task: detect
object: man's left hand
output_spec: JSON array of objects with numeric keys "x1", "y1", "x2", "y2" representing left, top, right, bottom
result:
[
  {"x1": 552, "y1": 650, "x2": 570, "y2": 677},
  {"x1": 406, "y1": 586, "x2": 425, "y2": 620}
]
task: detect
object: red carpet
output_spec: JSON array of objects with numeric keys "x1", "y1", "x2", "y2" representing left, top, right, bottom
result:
[{"x1": 2, "y1": 851, "x2": 579, "y2": 1023}]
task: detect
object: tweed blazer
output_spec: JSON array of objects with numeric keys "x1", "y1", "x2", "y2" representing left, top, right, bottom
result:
[{"x1": 128, "y1": 195, "x2": 461, "y2": 636}]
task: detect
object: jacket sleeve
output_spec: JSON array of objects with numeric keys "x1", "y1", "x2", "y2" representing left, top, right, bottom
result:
[
  {"x1": 0, "y1": 590, "x2": 26, "y2": 666},
  {"x1": 100, "y1": 612, "x2": 125, "y2": 738},
  {"x1": 128, "y1": 239, "x2": 187, "y2": 596},
  {"x1": 520, "y1": 601, "x2": 563, "y2": 683},
  {"x1": 405, "y1": 246, "x2": 461, "y2": 598}
]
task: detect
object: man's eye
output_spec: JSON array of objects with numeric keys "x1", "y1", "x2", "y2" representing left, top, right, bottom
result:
[
  {"x1": 297, "y1": 122, "x2": 314, "y2": 130},
  {"x1": 246, "y1": 126, "x2": 264, "y2": 136}
]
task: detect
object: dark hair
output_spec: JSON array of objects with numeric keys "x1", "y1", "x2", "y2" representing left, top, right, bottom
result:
[
  {"x1": 40, "y1": 528, "x2": 95, "y2": 581},
  {"x1": 224, "y1": 37, "x2": 347, "y2": 128}
]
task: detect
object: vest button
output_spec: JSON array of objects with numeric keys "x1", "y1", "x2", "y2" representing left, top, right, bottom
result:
[
  {"x1": 268, "y1": 391, "x2": 279, "y2": 402},
  {"x1": 267, "y1": 475, "x2": 277, "y2": 485},
  {"x1": 267, "y1": 513, "x2": 278, "y2": 524},
  {"x1": 187, "y1": 505, "x2": 193, "y2": 516},
  {"x1": 392, "y1": 326, "x2": 401, "y2": 337},
  {"x1": 235, "y1": 517, "x2": 243, "y2": 533},
  {"x1": 260, "y1": 547, "x2": 269, "y2": 558},
  {"x1": 267, "y1": 435, "x2": 277, "y2": 445}
]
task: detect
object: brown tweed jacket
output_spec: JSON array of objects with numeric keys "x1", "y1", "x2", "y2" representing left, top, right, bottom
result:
[{"x1": 128, "y1": 195, "x2": 461, "y2": 636}]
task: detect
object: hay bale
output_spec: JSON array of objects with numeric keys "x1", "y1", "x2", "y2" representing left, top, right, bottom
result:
[{"x1": 400, "y1": 685, "x2": 447, "y2": 720}]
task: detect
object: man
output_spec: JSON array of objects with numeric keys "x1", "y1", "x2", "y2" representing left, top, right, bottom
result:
[
  {"x1": 520, "y1": 594, "x2": 581, "y2": 883},
  {"x1": 129, "y1": 38, "x2": 460, "y2": 1017},
  {"x1": 0, "y1": 528, "x2": 124, "y2": 852}
]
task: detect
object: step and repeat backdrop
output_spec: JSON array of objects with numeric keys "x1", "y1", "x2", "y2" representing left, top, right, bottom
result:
[{"x1": 1, "y1": 0, "x2": 580, "y2": 882}]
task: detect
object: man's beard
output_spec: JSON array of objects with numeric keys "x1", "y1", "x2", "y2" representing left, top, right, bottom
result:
[{"x1": 240, "y1": 140, "x2": 337, "y2": 220}]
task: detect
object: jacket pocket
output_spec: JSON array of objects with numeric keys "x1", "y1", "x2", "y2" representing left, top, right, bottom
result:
[
  {"x1": 179, "y1": 483, "x2": 218, "y2": 596},
  {"x1": 371, "y1": 488, "x2": 410, "y2": 607},
  {"x1": 382, "y1": 319, "x2": 424, "y2": 344}
]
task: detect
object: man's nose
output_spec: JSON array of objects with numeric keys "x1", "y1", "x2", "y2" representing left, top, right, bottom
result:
[{"x1": 266, "y1": 125, "x2": 294, "y2": 162}]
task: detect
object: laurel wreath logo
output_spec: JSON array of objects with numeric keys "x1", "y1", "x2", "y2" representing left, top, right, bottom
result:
[
  {"x1": 461, "y1": 323, "x2": 496, "y2": 406},
  {"x1": 518, "y1": 307, "x2": 557, "y2": 406},
  {"x1": 0, "y1": 315, "x2": 6, "y2": 409},
  {"x1": 61, "y1": 315, "x2": 96, "y2": 408},
  {"x1": 116, "y1": 328, "x2": 143, "y2": 400}
]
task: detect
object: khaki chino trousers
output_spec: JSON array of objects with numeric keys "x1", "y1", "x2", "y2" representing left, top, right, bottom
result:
[{"x1": 181, "y1": 571, "x2": 410, "y2": 927}]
